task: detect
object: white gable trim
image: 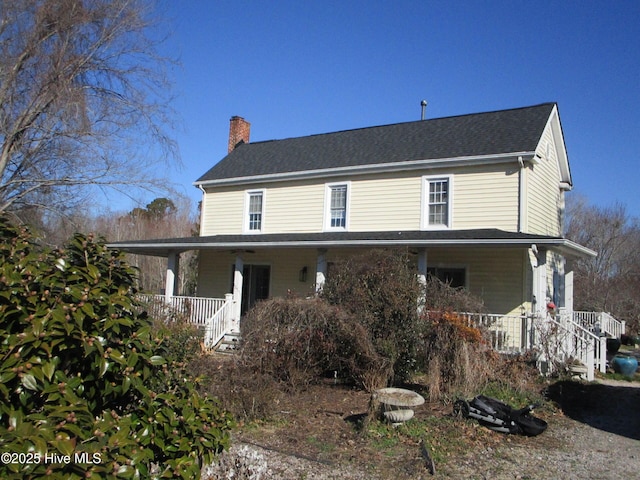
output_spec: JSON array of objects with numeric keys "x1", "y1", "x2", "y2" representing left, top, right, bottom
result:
[{"x1": 536, "y1": 104, "x2": 571, "y2": 186}]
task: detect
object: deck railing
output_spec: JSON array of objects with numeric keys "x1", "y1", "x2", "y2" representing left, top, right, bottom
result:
[
  {"x1": 202, "y1": 297, "x2": 234, "y2": 349},
  {"x1": 138, "y1": 294, "x2": 234, "y2": 348}
]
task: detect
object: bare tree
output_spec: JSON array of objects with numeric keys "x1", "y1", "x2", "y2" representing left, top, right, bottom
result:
[
  {"x1": 565, "y1": 195, "x2": 640, "y2": 333},
  {"x1": 94, "y1": 196, "x2": 198, "y2": 295},
  {"x1": 0, "y1": 0, "x2": 177, "y2": 222}
]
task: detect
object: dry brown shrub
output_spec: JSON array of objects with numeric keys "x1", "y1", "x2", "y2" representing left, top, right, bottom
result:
[
  {"x1": 239, "y1": 296, "x2": 392, "y2": 391},
  {"x1": 491, "y1": 352, "x2": 541, "y2": 394},
  {"x1": 321, "y1": 249, "x2": 422, "y2": 383},
  {"x1": 420, "y1": 309, "x2": 498, "y2": 401},
  {"x1": 189, "y1": 354, "x2": 283, "y2": 422},
  {"x1": 423, "y1": 276, "x2": 487, "y2": 313}
]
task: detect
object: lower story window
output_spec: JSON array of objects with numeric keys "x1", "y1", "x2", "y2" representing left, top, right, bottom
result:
[{"x1": 427, "y1": 266, "x2": 466, "y2": 288}]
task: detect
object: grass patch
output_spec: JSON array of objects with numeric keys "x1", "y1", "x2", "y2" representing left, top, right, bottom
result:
[
  {"x1": 306, "y1": 435, "x2": 336, "y2": 453},
  {"x1": 479, "y1": 380, "x2": 549, "y2": 410},
  {"x1": 600, "y1": 371, "x2": 640, "y2": 383},
  {"x1": 365, "y1": 415, "x2": 495, "y2": 465}
]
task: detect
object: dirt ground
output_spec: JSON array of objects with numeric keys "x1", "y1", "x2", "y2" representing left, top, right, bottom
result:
[{"x1": 210, "y1": 376, "x2": 640, "y2": 479}]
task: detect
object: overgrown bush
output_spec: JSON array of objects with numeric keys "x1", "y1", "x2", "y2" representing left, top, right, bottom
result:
[
  {"x1": 239, "y1": 296, "x2": 390, "y2": 392},
  {"x1": 419, "y1": 310, "x2": 496, "y2": 400},
  {"x1": 190, "y1": 354, "x2": 283, "y2": 422},
  {"x1": 0, "y1": 218, "x2": 233, "y2": 479},
  {"x1": 423, "y1": 275, "x2": 487, "y2": 313},
  {"x1": 153, "y1": 317, "x2": 203, "y2": 366},
  {"x1": 321, "y1": 249, "x2": 422, "y2": 385}
]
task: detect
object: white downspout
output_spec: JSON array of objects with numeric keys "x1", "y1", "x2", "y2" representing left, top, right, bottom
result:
[
  {"x1": 198, "y1": 185, "x2": 207, "y2": 236},
  {"x1": 417, "y1": 248, "x2": 428, "y2": 313},
  {"x1": 518, "y1": 156, "x2": 525, "y2": 233}
]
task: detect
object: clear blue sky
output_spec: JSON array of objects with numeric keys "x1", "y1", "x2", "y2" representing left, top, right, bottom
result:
[{"x1": 155, "y1": 0, "x2": 640, "y2": 216}]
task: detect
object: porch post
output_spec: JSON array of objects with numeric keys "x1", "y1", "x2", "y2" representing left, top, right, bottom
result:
[
  {"x1": 532, "y1": 246, "x2": 548, "y2": 316},
  {"x1": 232, "y1": 255, "x2": 244, "y2": 322},
  {"x1": 417, "y1": 248, "x2": 428, "y2": 311},
  {"x1": 315, "y1": 249, "x2": 327, "y2": 294},
  {"x1": 564, "y1": 270, "x2": 574, "y2": 314},
  {"x1": 164, "y1": 251, "x2": 180, "y2": 301}
]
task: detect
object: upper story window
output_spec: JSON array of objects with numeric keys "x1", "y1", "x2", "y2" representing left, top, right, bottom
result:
[
  {"x1": 245, "y1": 190, "x2": 265, "y2": 232},
  {"x1": 324, "y1": 182, "x2": 350, "y2": 231},
  {"x1": 422, "y1": 175, "x2": 452, "y2": 229}
]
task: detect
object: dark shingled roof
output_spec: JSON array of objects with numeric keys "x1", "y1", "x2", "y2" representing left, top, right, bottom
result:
[
  {"x1": 106, "y1": 228, "x2": 597, "y2": 259},
  {"x1": 196, "y1": 103, "x2": 556, "y2": 183}
]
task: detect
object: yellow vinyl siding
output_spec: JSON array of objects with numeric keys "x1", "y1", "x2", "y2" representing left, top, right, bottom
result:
[
  {"x1": 264, "y1": 182, "x2": 325, "y2": 233},
  {"x1": 201, "y1": 163, "x2": 523, "y2": 235},
  {"x1": 349, "y1": 174, "x2": 422, "y2": 231},
  {"x1": 196, "y1": 251, "x2": 232, "y2": 298},
  {"x1": 200, "y1": 188, "x2": 244, "y2": 236},
  {"x1": 426, "y1": 247, "x2": 526, "y2": 315},
  {"x1": 452, "y1": 167, "x2": 519, "y2": 230}
]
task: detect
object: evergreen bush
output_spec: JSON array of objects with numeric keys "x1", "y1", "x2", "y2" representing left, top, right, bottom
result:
[{"x1": 0, "y1": 218, "x2": 233, "y2": 479}]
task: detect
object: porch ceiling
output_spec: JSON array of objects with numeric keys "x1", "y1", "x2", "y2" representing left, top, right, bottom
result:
[{"x1": 107, "y1": 228, "x2": 596, "y2": 259}]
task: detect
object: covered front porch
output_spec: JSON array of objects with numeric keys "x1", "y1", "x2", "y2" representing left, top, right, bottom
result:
[
  {"x1": 109, "y1": 229, "x2": 615, "y2": 378},
  {"x1": 138, "y1": 291, "x2": 624, "y2": 382}
]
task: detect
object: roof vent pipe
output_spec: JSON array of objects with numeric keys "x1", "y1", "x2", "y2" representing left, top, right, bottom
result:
[{"x1": 420, "y1": 100, "x2": 428, "y2": 120}]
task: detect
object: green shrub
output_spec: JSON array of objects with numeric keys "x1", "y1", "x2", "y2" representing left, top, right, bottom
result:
[{"x1": 0, "y1": 218, "x2": 233, "y2": 479}]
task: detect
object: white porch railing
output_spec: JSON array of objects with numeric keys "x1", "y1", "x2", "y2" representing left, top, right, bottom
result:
[
  {"x1": 202, "y1": 296, "x2": 234, "y2": 349},
  {"x1": 138, "y1": 294, "x2": 234, "y2": 349},
  {"x1": 461, "y1": 311, "x2": 608, "y2": 381},
  {"x1": 573, "y1": 311, "x2": 626, "y2": 338},
  {"x1": 542, "y1": 313, "x2": 606, "y2": 381},
  {"x1": 458, "y1": 313, "x2": 534, "y2": 352}
]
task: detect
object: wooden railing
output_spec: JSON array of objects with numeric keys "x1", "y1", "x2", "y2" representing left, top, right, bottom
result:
[
  {"x1": 138, "y1": 294, "x2": 234, "y2": 348},
  {"x1": 202, "y1": 297, "x2": 234, "y2": 349},
  {"x1": 458, "y1": 312, "x2": 534, "y2": 352},
  {"x1": 543, "y1": 313, "x2": 605, "y2": 381},
  {"x1": 573, "y1": 311, "x2": 626, "y2": 338},
  {"x1": 461, "y1": 311, "x2": 606, "y2": 381}
]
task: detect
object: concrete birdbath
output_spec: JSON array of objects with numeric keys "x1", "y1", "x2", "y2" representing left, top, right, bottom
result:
[{"x1": 371, "y1": 387, "x2": 425, "y2": 425}]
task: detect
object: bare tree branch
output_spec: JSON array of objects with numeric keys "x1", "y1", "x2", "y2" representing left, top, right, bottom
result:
[{"x1": 0, "y1": 0, "x2": 179, "y2": 220}]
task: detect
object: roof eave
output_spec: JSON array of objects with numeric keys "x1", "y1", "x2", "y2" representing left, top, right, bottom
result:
[
  {"x1": 194, "y1": 152, "x2": 536, "y2": 188},
  {"x1": 107, "y1": 234, "x2": 595, "y2": 258}
]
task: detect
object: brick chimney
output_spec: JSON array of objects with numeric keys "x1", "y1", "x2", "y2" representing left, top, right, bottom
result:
[{"x1": 228, "y1": 116, "x2": 251, "y2": 153}]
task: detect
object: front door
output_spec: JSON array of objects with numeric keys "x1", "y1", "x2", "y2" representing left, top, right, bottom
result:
[{"x1": 240, "y1": 264, "x2": 270, "y2": 315}]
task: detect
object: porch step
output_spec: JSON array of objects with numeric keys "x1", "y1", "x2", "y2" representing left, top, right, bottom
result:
[
  {"x1": 216, "y1": 332, "x2": 241, "y2": 354},
  {"x1": 567, "y1": 362, "x2": 589, "y2": 380}
]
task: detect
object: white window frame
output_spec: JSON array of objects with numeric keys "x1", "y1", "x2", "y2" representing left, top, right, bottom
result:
[
  {"x1": 323, "y1": 182, "x2": 350, "y2": 231},
  {"x1": 243, "y1": 189, "x2": 265, "y2": 233},
  {"x1": 421, "y1": 175, "x2": 453, "y2": 230}
]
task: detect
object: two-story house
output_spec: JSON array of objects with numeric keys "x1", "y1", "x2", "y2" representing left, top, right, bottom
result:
[{"x1": 111, "y1": 103, "x2": 620, "y2": 378}]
